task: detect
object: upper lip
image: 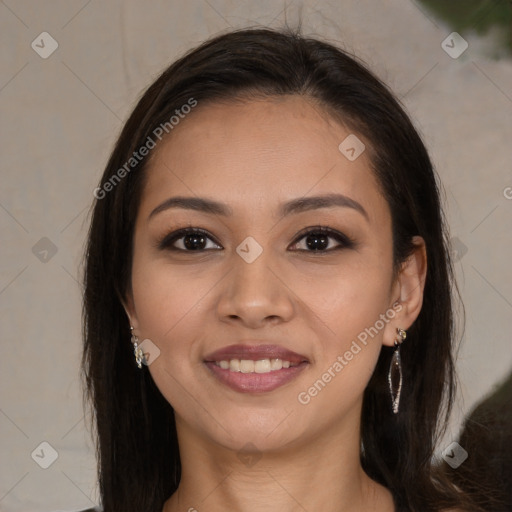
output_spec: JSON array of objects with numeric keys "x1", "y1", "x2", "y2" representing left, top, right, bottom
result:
[{"x1": 204, "y1": 344, "x2": 309, "y2": 364}]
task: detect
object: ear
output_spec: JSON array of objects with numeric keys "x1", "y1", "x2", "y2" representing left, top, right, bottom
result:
[
  {"x1": 119, "y1": 284, "x2": 139, "y2": 330},
  {"x1": 383, "y1": 236, "x2": 427, "y2": 347}
]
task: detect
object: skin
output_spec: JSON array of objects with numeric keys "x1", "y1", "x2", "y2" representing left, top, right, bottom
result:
[{"x1": 123, "y1": 95, "x2": 427, "y2": 512}]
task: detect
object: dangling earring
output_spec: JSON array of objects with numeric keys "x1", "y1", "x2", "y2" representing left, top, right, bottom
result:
[
  {"x1": 388, "y1": 327, "x2": 407, "y2": 414},
  {"x1": 130, "y1": 326, "x2": 144, "y2": 369}
]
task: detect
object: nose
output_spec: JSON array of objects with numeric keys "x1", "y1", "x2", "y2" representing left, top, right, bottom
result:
[{"x1": 216, "y1": 250, "x2": 295, "y2": 329}]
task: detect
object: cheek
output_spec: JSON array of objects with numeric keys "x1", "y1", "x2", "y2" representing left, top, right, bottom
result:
[
  {"x1": 291, "y1": 252, "x2": 393, "y2": 336},
  {"x1": 130, "y1": 264, "x2": 210, "y2": 411},
  {"x1": 289, "y1": 258, "x2": 393, "y2": 397},
  {"x1": 130, "y1": 250, "x2": 215, "y2": 340},
  {"x1": 293, "y1": 282, "x2": 392, "y2": 416},
  {"x1": 129, "y1": 252, "x2": 222, "y2": 393}
]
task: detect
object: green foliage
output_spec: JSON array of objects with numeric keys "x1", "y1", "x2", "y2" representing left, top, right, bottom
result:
[{"x1": 418, "y1": 0, "x2": 512, "y2": 55}]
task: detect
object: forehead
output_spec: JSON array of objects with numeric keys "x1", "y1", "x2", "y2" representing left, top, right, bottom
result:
[{"x1": 140, "y1": 96, "x2": 387, "y2": 224}]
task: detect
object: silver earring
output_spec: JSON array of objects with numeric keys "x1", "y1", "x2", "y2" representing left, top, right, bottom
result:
[
  {"x1": 388, "y1": 327, "x2": 406, "y2": 414},
  {"x1": 130, "y1": 326, "x2": 144, "y2": 369}
]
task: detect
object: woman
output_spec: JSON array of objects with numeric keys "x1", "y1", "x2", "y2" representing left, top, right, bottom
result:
[{"x1": 81, "y1": 27, "x2": 485, "y2": 511}]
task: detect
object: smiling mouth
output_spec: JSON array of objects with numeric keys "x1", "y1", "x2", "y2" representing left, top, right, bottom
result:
[
  {"x1": 211, "y1": 358, "x2": 302, "y2": 373},
  {"x1": 203, "y1": 343, "x2": 310, "y2": 392},
  {"x1": 204, "y1": 358, "x2": 309, "y2": 393}
]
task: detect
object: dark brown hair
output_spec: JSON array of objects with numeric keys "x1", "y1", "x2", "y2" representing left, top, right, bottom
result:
[{"x1": 81, "y1": 27, "x2": 483, "y2": 512}]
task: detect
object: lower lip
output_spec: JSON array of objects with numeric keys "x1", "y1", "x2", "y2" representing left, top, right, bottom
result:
[{"x1": 204, "y1": 361, "x2": 309, "y2": 393}]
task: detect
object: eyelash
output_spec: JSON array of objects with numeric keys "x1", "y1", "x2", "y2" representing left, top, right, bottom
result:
[{"x1": 155, "y1": 226, "x2": 356, "y2": 254}]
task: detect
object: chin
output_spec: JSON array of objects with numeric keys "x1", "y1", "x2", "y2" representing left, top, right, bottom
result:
[{"x1": 218, "y1": 408, "x2": 311, "y2": 451}]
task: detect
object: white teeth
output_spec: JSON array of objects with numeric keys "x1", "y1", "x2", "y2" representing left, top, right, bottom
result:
[
  {"x1": 214, "y1": 358, "x2": 299, "y2": 374},
  {"x1": 270, "y1": 358, "x2": 282, "y2": 370},
  {"x1": 255, "y1": 359, "x2": 271, "y2": 373},
  {"x1": 240, "y1": 360, "x2": 254, "y2": 373}
]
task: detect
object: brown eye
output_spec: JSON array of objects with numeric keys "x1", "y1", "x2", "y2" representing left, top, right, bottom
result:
[
  {"x1": 290, "y1": 227, "x2": 355, "y2": 253},
  {"x1": 157, "y1": 228, "x2": 222, "y2": 252}
]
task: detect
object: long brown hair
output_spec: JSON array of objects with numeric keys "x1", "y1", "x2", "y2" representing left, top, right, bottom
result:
[{"x1": 81, "y1": 27, "x2": 484, "y2": 511}]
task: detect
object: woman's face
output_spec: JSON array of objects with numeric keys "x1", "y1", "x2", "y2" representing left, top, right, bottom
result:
[{"x1": 125, "y1": 96, "x2": 405, "y2": 454}]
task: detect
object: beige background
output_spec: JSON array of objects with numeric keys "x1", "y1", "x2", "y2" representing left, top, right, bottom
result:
[{"x1": 1, "y1": 1, "x2": 511, "y2": 511}]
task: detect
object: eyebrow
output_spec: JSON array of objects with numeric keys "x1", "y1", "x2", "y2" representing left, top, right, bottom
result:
[{"x1": 148, "y1": 193, "x2": 369, "y2": 222}]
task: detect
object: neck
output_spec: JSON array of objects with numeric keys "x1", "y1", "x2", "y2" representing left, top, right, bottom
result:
[{"x1": 163, "y1": 412, "x2": 395, "y2": 512}]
